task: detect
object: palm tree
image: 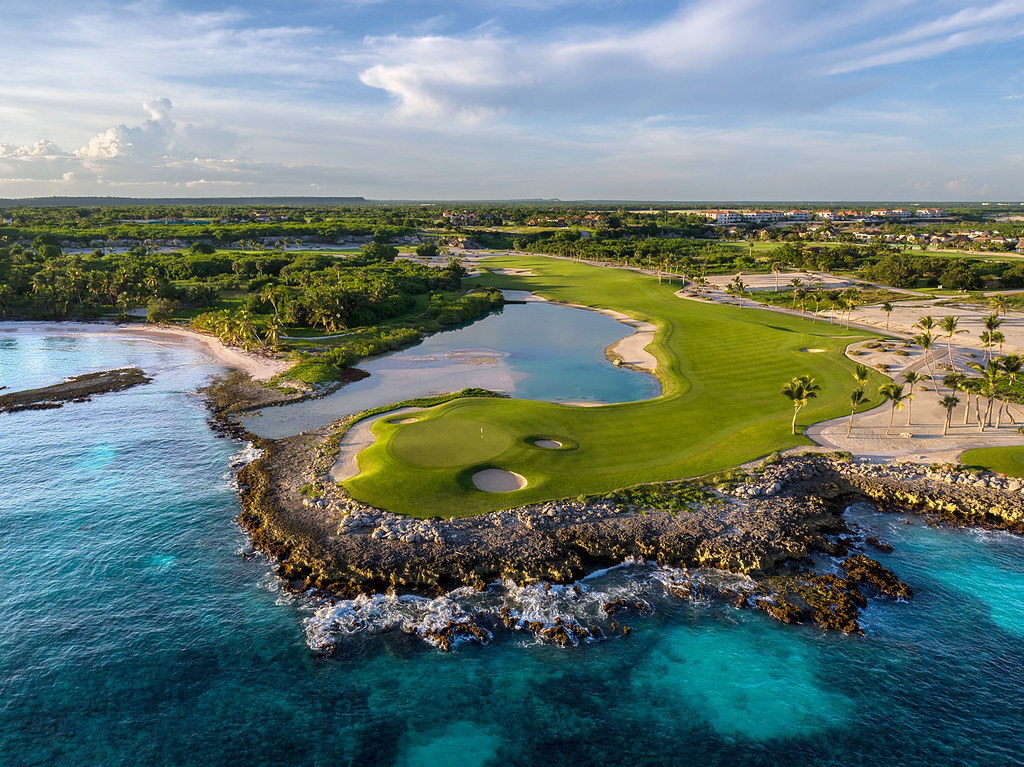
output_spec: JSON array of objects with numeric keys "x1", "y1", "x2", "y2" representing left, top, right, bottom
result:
[
  {"x1": 261, "y1": 284, "x2": 281, "y2": 318},
  {"x1": 943, "y1": 373, "x2": 970, "y2": 425},
  {"x1": 914, "y1": 315, "x2": 936, "y2": 333},
  {"x1": 825, "y1": 290, "x2": 841, "y2": 324},
  {"x1": 795, "y1": 288, "x2": 807, "y2": 317},
  {"x1": 1001, "y1": 354, "x2": 1023, "y2": 424},
  {"x1": 264, "y1": 316, "x2": 284, "y2": 347},
  {"x1": 914, "y1": 331, "x2": 940, "y2": 393},
  {"x1": 982, "y1": 314, "x2": 1004, "y2": 361},
  {"x1": 770, "y1": 261, "x2": 781, "y2": 292},
  {"x1": 967, "y1": 360, "x2": 1004, "y2": 430},
  {"x1": 940, "y1": 394, "x2": 961, "y2": 435},
  {"x1": 993, "y1": 331, "x2": 1005, "y2": 356},
  {"x1": 853, "y1": 363, "x2": 871, "y2": 391},
  {"x1": 879, "y1": 383, "x2": 908, "y2": 436},
  {"x1": 789, "y1": 278, "x2": 803, "y2": 308},
  {"x1": 980, "y1": 330, "x2": 994, "y2": 362},
  {"x1": 847, "y1": 389, "x2": 866, "y2": 437},
  {"x1": 781, "y1": 375, "x2": 821, "y2": 435},
  {"x1": 989, "y1": 293, "x2": 1007, "y2": 317},
  {"x1": 939, "y1": 315, "x2": 966, "y2": 371},
  {"x1": 881, "y1": 301, "x2": 893, "y2": 332},
  {"x1": 901, "y1": 370, "x2": 927, "y2": 424},
  {"x1": 726, "y1": 275, "x2": 748, "y2": 308}
]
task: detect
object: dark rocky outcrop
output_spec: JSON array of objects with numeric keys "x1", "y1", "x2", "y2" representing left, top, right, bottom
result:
[
  {"x1": 232, "y1": 418, "x2": 1023, "y2": 640},
  {"x1": 0, "y1": 367, "x2": 151, "y2": 413}
]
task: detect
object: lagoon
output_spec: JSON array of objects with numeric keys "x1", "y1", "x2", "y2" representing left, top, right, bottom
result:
[{"x1": 240, "y1": 294, "x2": 660, "y2": 439}]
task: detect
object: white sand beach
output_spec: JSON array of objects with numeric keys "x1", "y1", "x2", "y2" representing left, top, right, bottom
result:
[{"x1": 0, "y1": 321, "x2": 290, "y2": 382}]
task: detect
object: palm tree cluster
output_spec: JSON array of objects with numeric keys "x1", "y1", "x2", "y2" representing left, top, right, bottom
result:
[
  {"x1": 784, "y1": 280, "x2": 863, "y2": 327},
  {"x1": 858, "y1": 311, "x2": 1024, "y2": 437},
  {"x1": 1, "y1": 247, "x2": 187, "y2": 319}
]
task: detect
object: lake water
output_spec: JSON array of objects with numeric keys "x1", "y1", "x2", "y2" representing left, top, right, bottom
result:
[
  {"x1": 240, "y1": 295, "x2": 660, "y2": 438},
  {"x1": 2, "y1": 327, "x2": 1024, "y2": 766}
]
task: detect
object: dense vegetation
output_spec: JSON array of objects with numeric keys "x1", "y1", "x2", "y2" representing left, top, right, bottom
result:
[
  {"x1": 5, "y1": 201, "x2": 1024, "y2": 386},
  {"x1": 0, "y1": 231, "x2": 502, "y2": 384}
]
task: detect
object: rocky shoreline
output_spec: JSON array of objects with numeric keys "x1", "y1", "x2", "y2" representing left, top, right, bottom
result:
[
  {"x1": 0, "y1": 367, "x2": 151, "y2": 413},
  {"x1": 231, "y1": 407, "x2": 1024, "y2": 645}
]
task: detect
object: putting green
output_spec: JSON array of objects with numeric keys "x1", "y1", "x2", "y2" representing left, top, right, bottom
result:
[
  {"x1": 391, "y1": 418, "x2": 516, "y2": 466},
  {"x1": 344, "y1": 255, "x2": 884, "y2": 518}
]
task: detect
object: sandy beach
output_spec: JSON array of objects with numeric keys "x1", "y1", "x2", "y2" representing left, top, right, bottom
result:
[{"x1": 0, "y1": 321, "x2": 290, "y2": 382}]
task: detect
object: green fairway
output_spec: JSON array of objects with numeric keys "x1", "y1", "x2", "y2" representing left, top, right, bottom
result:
[
  {"x1": 344, "y1": 255, "x2": 884, "y2": 517},
  {"x1": 959, "y1": 447, "x2": 1024, "y2": 478}
]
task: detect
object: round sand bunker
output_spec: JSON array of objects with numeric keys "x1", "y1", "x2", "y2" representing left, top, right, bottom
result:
[
  {"x1": 473, "y1": 469, "x2": 528, "y2": 492},
  {"x1": 534, "y1": 439, "x2": 562, "y2": 449},
  {"x1": 390, "y1": 417, "x2": 418, "y2": 424}
]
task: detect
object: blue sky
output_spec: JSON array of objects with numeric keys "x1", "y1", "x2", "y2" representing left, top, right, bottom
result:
[{"x1": 2, "y1": 0, "x2": 1024, "y2": 200}]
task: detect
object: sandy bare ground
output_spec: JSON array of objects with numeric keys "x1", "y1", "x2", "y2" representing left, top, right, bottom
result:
[
  {"x1": 0, "y1": 321, "x2": 290, "y2": 381},
  {"x1": 131, "y1": 325, "x2": 289, "y2": 381},
  {"x1": 586, "y1": 308, "x2": 658, "y2": 373},
  {"x1": 328, "y1": 407, "x2": 423, "y2": 483},
  {"x1": 491, "y1": 267, "x2": 537, "y2": 276},
  {"x1": 803, "y1": 365, "x2": 1024, "y2": 464},
  {"x1": 472, "y1": 468, "x2": 528, "y2": 492},
  {"x1": 799, "y1": 322, "x2": 1024, "y2": 463}
]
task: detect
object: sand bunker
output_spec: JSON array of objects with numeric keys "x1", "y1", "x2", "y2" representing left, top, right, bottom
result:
[
  {"x1": 534, "y1": 439, "x2": 562, "y2": 449},
  {"x1": 390, "y1": 417, "x2": 418, "y2": 424},
  {"x1": 473, "y1": 469, "x2": 528, "y2": 492},
  {"x1": 802, "y1": 348, "x2": 827, "y2": 353}
]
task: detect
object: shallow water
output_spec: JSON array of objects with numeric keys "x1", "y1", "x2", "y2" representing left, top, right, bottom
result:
[
  {"x1": 240, "y1": 298, "x2": 660, "y2": 438},
  {"x1": 2, "y1": 330, "x2": 1024, "y2": 766}
]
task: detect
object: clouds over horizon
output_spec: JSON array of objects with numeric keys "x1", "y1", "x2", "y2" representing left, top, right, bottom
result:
[{"x1": 2, "y1": 0, "x2": 1024, "y2": 200}]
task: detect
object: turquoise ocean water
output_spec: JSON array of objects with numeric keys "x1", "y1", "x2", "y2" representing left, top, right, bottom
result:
[{"x1": 2, "y1": 326, "x2": 1024, "y2": 766}]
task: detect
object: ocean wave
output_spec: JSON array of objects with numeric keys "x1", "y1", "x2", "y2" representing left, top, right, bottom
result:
[{"x1": 303, "y1": 563, "x2": 754, "y2": 653}]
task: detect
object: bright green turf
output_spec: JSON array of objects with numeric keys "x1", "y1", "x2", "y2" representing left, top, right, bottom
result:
[
  {"x1": 959, "y1": 447, "x2": 1024, "y2": 478},
  {"x1": 344, "y1": 255, "x2": 884, "y2": 517}
]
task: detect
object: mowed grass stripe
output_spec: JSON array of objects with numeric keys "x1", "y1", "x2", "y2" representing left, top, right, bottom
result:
[{"x1": 344, "y1": 256, "x2": 883, "y2": 517}]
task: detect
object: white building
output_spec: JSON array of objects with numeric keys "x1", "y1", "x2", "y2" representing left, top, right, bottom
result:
[{"x1": 701, "y1": 210, "x2": 742, "y2": 225}]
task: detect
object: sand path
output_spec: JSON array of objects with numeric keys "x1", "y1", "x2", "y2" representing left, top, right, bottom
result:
[{"x1": 328, "y1": 407, "x2": 423, "y2": 483}]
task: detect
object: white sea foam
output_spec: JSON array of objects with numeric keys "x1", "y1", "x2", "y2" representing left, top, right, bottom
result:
[
  {"x1": 304, "y1": 591, "x2": 494, "y2": 652},
  {"x1": 301, "y1": 564, "x2": 756, "y2": 652},
  {"x1": 229, "y1": 442, "x2": 264, "y2": 469}
]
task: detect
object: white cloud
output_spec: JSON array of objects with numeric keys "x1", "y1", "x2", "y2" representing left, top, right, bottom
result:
[
  {"x1": 1, "y1": 1, "x2": 1023, "y2": 200},
  {"x1": 74, "y1": 98, "x2": 176, "y2": 160},
  {"x1": 830, "y1": 0, "x2": 1024, "y2": 74},
  {"x1": 0, "y1": 140, "x2": 64, "y2": 158}
]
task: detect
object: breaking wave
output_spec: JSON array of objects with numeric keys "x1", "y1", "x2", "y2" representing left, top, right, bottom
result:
[{"x1": 303, "y1": 561, "x2": 755, "y2": 652}]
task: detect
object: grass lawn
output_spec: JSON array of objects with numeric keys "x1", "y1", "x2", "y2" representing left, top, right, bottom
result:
[
  {"x1": 959, "y1": 447, "x2": 1024, "y2": 478},
  {"x1": 344, "y1": 254, "x2": 885, "y2": 517}
]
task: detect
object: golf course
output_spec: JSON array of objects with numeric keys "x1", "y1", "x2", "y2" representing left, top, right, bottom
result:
[
  {"x1": 344, "y1": 255, "x2": 885, "y2": 517},
  {"x1": 960, "y1": 447, "x2": 1024, "y2": 478}
]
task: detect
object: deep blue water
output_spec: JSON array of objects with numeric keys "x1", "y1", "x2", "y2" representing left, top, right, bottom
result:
[
  {"x1": 2, "y1": 327, "x2": 1024, "y2": 766},
  {"x1": 241, "y1": 297, "x2": 660, "y2": 438}
]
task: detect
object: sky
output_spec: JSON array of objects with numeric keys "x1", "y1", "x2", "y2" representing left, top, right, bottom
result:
[{"x1": 2, "y1": 0, "x2": 1024, "y2": 201}]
